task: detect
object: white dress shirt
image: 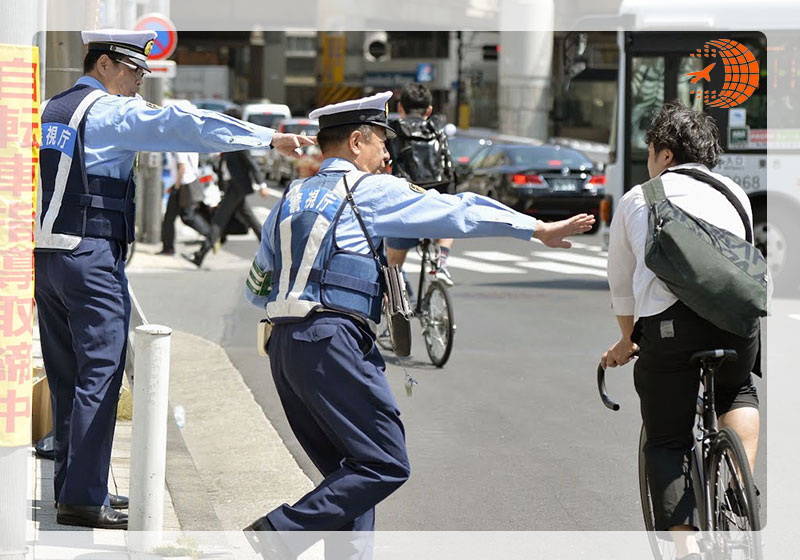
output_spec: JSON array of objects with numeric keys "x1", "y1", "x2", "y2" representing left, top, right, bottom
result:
[
  {"x1": 174, "y1": 151, "x2": 200, "y2": 185},
  {"x1": 607, "y1": 163, "x2": 753, "y2": 321}
]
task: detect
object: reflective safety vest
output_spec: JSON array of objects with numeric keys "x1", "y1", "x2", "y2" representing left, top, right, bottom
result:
[
  {"x1": 36, "y1": 84, "x2": 136, "y2": 251},
  {"x1": 266, "y1": 170, "x2": 385, "y2": 324}
]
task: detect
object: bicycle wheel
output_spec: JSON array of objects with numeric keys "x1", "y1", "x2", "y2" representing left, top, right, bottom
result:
[
  {"x1": 638, "y1": 425, "x2": 676, "y2": 560},
  {"x1": 421, "y1": 280, "x2": 454, "y2": 367},
  {"x1": 709, "y1": 427, "x2": 762, "y2": 559}
]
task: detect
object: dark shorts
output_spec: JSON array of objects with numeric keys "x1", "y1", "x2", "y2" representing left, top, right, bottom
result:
[{"x1": 385, "y1": 237, "x2": 419, "y2": 251}]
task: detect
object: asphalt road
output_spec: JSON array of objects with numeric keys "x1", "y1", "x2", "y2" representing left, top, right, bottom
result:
[{"x1": 127, "y1": 195, "x2": 768, "y2": 532}]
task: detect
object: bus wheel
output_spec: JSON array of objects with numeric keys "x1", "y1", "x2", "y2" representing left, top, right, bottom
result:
[{"x1": 756, "y1": 203, "x2": 800, "y2": 295}]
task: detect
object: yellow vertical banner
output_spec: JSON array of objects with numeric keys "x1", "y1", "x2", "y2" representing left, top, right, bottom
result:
[
  {"x1": 0, "y1": 44, "x2": 39, "y2": 447},
  {"x1": 320, "y1": 32, "x2": 345, "y2": 84}
]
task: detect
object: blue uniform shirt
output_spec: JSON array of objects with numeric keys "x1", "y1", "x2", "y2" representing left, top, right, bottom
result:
[
  {"x1": 75, "y1": 76, "x2": 275, "y2": 179},
  {"x1": 245, "y1": 157, "x2": 538, "y2": 309}
]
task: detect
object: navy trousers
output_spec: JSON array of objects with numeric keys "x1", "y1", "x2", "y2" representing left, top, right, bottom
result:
[
  {"x1": 34, "y1": 238, "x2": 130, "y2": 506},
  {"x1": 265, "y1": 313, "x2": 410, "y2": 557}
]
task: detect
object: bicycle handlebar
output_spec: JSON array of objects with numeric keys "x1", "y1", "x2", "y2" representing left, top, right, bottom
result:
[{"x1": 597, "y1": 363, "x2": 620, "y2": 412}]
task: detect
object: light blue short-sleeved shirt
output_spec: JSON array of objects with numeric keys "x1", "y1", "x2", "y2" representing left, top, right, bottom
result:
[
  {"x1": 245, "y1": 157, "x2": 538, "y2": 309},
  {"x1": 72, "y1": 76, "x2": 275, "y2": 179}
]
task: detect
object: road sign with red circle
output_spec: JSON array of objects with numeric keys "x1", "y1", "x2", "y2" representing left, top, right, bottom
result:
[{"x1": 134, "y1": 13, "x2": 177, "y2": 61}]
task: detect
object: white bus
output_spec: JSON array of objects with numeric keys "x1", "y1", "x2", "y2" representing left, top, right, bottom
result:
[{"x1": 594, "y1": 0, "x2": 800, "y2": 292}]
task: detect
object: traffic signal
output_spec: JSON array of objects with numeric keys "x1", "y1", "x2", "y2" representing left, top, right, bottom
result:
[
  {"x1": 364, "y1": 31, "x2": 390, "y2": 62},
  {"x1": 482, "y1": 44, "x2": 499, "y2": 61}
]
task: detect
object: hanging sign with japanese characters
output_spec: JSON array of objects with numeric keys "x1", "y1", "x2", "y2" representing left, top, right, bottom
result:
[{"x1": 0, "y1": 44, "x2": 39, "y2": 447}]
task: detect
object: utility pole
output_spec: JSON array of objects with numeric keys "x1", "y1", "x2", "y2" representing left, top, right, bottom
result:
[
  {"x1": 137, "y1": 0, "x2": 170, "y2": 245},
  {"x1": 455, "y1": 31, "x2": 468, "y2": 128}
]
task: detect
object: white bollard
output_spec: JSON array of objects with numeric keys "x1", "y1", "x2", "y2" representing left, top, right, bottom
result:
[
  {"x1": 128, "y1": 324, "x2": 172, "y2": 554},
  {"x1": 0, "y1": 447, "x2": 27, "y2": 560}
]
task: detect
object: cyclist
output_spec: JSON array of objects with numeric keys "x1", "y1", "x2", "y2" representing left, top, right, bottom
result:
[
  {"x1": 385, "y1": 83, "x2": 456, "y2": 288},
  {"x1": 601, "y1": 102, "x2": 761, "y2": 560}
]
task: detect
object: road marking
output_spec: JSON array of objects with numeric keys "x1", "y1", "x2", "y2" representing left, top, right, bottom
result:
[
  {"x1": 519, "y1": 261, "x2": 608, "y2": 278},
  {"x1": 463, "y1": 250, "x2": 527, "y2": 262},
  {"x1": 405, "y1": 252, "x2": 525, "y2": 274},
  {"x1": 569, "y1": 241, "x2": 604, "y2": 252},
  {"x1": 789, "y1": 314, "x2": 800, "y2": 321},
  {"x1": 531, "y1": 251, "x2": 608, "y2": 269}
]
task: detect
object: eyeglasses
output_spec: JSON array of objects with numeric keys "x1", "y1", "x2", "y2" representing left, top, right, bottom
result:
[{"x1": 114, "y1": 58, "x2": 146, "y2": 80}]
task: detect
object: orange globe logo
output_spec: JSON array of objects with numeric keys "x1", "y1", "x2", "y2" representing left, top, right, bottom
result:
[{"x1": 685, "y1": 39, "x2": 760, "y2": 108}]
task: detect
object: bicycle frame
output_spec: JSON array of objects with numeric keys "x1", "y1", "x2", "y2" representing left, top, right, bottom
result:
[
  {"x1": 597, "y1": 353, "x2": 733, "y2": 534},
  {"x1": 413, "y1": 239, "x2": 437, "y2": 316}
]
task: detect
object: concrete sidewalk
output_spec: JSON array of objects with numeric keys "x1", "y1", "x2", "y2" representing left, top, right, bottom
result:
[{"x1": 28, "y1": 241, "x2": 316, "y2": 558}]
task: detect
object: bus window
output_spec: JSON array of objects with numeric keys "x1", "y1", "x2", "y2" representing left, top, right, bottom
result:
[
  {"x1": 678, "y1": 57, "x2": 704, "y2": 112},
  {"x1": 629, "y1": 57, "x2": 664, "y2": 186}
]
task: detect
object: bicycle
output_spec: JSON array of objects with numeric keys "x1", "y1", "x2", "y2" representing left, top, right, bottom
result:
[
  {"x1": 597, "y1": 349, "x2": 762, "y2": 560},
  {"x1": 378, "y1": 239, "x2": 455, "y2": 368}
]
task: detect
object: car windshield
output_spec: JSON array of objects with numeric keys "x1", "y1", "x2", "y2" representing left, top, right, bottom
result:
[
  {"x1": 504, "y1": 146, "x2": 593, "y2": 170},
  {"x1": 248, "y1": 114, "x2": 285, "y2": 128},
  {"x1": 282, "y1": 123, "x2": 319, "y2": 135},
  {"x1": 449, "y1": 137, "x2": 491, "y2": 163}
]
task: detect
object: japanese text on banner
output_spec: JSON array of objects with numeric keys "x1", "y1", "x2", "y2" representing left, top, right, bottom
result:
[{"x1": 0, "y1": 44, "x2": 39, "y2": 447}]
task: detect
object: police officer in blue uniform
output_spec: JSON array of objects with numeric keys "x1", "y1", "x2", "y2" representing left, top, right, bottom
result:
[
  {"x1": 243, "y1": 91, "x2": 595, "y2": 559},
  {"x1": 35, "y1": 29, "x2": 315, "y2": 529}
]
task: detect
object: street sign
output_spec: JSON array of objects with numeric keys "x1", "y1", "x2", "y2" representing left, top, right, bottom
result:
[
  {"x1": 416, "y1": 63, "x2": 434, "y2": 83},
  {"x1": 145, "y1": 60, "x2": 176, "y2": 79},
  {"x1": 134, "y1": 13, "x2": 177, "y2": 61}
]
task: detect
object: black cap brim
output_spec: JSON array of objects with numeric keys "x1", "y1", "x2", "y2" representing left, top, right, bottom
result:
[{"x1": 318, "y1": 108, "x2": 396, "y2": 139}]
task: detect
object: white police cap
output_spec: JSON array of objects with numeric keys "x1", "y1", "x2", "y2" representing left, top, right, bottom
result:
[
  {"x1": 82, "y1": 29, "x2": 158, "y2": 72},
  {"x1": 309, "y1": 91, "x2": 396, "y2": 138}
]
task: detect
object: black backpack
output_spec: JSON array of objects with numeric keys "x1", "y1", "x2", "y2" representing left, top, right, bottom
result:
[{"x1": 390, "y1": 116, "x2": 454, "y2": 189}]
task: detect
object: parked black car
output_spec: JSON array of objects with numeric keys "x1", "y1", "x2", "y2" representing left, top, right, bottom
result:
[{"x1": 456, "y1": 143, "x2": 605, "y2": 231}]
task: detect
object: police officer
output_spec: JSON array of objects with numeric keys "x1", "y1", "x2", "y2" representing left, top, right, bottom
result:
[
  {"x1": 35, "y1": 29, "x2": 314, "y2": 529},
  {"x1": 242, "y1": 91, "x2": 594, "y2": 559}
]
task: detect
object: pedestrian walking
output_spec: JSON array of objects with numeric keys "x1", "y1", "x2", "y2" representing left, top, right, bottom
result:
[{"x1": 184, "y1": 106, "x2": 268, "y2": 267}]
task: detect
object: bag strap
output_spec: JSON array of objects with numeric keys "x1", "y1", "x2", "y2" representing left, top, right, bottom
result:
[
  {"x1": 640, "y1": 175, "x2": 666, "y2": 208},
  {"x1": 342, "y1": 173, "x2": 383, "y2": 265},
  {"x1": 663, "y1": 168, "x2": 753, "y2": 244}
]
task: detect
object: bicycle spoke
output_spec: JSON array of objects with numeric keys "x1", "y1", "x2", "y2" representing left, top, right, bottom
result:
[{"x1": 709, "y1": 429, "x2": 762, "y2": 560}]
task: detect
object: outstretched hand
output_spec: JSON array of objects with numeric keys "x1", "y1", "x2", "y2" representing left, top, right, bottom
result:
[
  {"x1": 533, "y1": 214, "x2": 596, "y2": 248},
  {"x1": 270, "y1": 133, "x2": 317, "y2": 158}
]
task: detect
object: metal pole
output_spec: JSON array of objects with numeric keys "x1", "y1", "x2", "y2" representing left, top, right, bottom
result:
[
  {"x1": 128, "y1": 324, "x2": 172, "y2": 553},
  {"x1": 138, "y1": 77, "x2": 165, "y2": 245},
  {"x1": 455, "y1": 31, "x2": 464, "y2": 126}
]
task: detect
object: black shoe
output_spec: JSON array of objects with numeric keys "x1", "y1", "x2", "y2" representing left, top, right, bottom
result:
[
  {"x1": 244, "y1": 516, "x2": 293, "y2": 560},
  {"x1": 181, "y1": 251, "x2": 204, "y2": 268},
  {"x1": 109, "y1": 494, "x2": 129, "y2": 510},
  {"x1": 55, "y1": 494, "x2": 127, "y2": 510},
  {"x1": 156, "y1": 248, "x2": 175, "y2": 256},
  {"x1": 34, "y1": 432, "x2": 55, "y2": 460},
  {"x1": 56, "y1": 504, "x2": 128, "y2": 529}
]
